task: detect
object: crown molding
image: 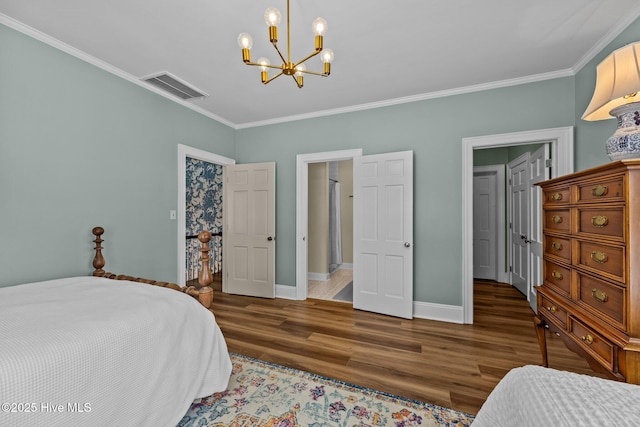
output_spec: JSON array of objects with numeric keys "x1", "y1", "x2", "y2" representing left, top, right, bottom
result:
[
  {"x1": 0, "y1": 14, "x2": 237, "y2": 130},
  {"x1": 5, "y1": 7, "x2": 640, "y2": 131},
  {"x1": 236, "y1": 69, "x2": 574, "y2": 129},
  {"x1": 572, "y1": 4, "x2": 640, "y2": 73}
]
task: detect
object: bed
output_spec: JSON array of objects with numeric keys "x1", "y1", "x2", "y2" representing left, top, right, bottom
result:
[
  {"x1": 471, "y1": 365, "x2": 640, "y2": 426},
  {"x1": 0, "y1": 228, "x2": 232, "y2": 427}
]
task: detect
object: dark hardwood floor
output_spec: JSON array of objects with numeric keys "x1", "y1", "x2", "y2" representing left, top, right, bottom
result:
[{"x1": 209, "y1": 279, "x2": 604, "y2": 415}]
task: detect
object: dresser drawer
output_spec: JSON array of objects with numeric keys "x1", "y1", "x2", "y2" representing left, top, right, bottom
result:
[
  {"x1": 569, "y1": 317, "x2": 615, "y2": 371},
  {"x1": 576, "y1": 272, "x2": 626, "y2": 331},
  {"x1": 544, "y1": 235, "x2": 571, "y2": 262},
  {"x1": 575, "y1": 240, "x2": 625, "y2": 283},
  {"x1": 576, "y1": 176, "x2": 624, "y2": 204},
  {"x1": 544, "y1": 209, "x2": 570, "y2": 233},
  {"x1": 544, "y1": 260, "x2": 571, "y2": 297},
  {"x1": 544, "y1": 187, "x2": 570, "y2": 205},
  {"x1": 576, "y1": 207, "x2": 624, "y2": 240},
  {"x1": 539, "y1": 294, "x2": 567, "y2": 329}
]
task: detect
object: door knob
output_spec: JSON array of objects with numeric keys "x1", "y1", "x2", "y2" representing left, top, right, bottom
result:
[
  {"x1": 404, "y1": 242, "x2": 411, "y2": 248},
  {"x1": 267, "y1": 236, "x2": 274, "y2": 241},
  {"x1": 520, "y1": 234, "x2": 532, "y2": 244}
]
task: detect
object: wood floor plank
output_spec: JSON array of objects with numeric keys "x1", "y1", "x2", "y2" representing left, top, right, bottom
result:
[{"x1": 210, "y1": 280, "x2": 606, "y2": 415}]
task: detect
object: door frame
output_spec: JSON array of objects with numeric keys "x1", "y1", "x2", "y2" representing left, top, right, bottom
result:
[
  {"x1": 472, "y1": 165, "x2": 507, "y2": 283},
  {"x1": 296, "y1": 149, "x2": 363, "y2": 300},
  {"x1": 461, "y1": 127, "x2": 574, "y2": 323},
  {"x1": 177, "y1": 144, "x2": 235, "y2": 286}
]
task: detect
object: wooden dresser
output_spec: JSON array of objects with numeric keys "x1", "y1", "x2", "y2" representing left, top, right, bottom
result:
[{"x1": 535, "y1": 159, "x2": 640, "y2": 383}]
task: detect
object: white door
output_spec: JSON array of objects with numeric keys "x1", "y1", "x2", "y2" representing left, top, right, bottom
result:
[
  {"x1": 353, "y1": 151, "x2": 413, "y2": 319},
  {"x1": 509, "y1": 153, "x2": 530, "y2": 296},
  {"x1": 223, "y1": 162, "x2": 276, "y2": 298},
  {"x1": 473, "y1": 169, "x2": 497, "y2": 280},
  {"x1": 528, "y1": 145, "x2": 550, "y2": 310}
]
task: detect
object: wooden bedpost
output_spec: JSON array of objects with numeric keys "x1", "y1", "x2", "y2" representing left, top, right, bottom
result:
[
  {"x1": 91, "y1": 226, "x2": 213, "y2": 310},
  {"x1": 196, "y1": 231, "x2": 214, "y2": 308},
  {"x1": 92, "y1": 226, "x2": 106, "y2": 277}
]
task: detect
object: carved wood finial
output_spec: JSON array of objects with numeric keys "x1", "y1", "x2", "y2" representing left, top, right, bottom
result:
[
  {"x1": 92, "y1": 226, "x2": 106, "y2": 277},
  {"x1": 197, "y1": 230, "x2": 213, "y2": 290},
  {"x1": 195, "y1": 231, "x2": 214, "y2": 308}
]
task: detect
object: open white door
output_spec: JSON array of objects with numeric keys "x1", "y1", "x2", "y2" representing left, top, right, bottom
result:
[
  {"x1": 223, "y1": 162, "x2": 276, "y2": 298},
  {"x1": 528, "y1": 144, "x2": 550, "y2": 311},
  {"x1": 509, "y1": 153, "x2": 530, "y2": 297},
  {"x1": 353, "y1": 151, "x2": 413, "y2": 319}
]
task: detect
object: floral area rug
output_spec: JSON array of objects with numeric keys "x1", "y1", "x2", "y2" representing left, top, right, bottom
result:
[{"x1": 178, "y1": 353, "x2": 475, "y2": 427}]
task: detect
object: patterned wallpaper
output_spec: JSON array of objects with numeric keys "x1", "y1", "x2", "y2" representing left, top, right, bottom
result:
[{"x1": 185, "y1": 158, "x2": 223, "y2": 279}]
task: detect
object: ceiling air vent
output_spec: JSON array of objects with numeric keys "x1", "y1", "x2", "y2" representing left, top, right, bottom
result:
[{"x1": 141, "y1": 72, "x2": 208, "y2": 100}]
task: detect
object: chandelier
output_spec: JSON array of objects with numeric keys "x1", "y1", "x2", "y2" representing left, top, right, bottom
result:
[{"x1": 237, "y1": 0, "x2": 334, "y2": 88}]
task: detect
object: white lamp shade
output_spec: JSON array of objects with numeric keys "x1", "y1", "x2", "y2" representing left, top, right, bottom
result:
[{"x1": 582, "y1": 41, "x2": 640, "y2": 121}]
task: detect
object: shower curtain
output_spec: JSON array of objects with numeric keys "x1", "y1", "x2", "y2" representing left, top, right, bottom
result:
[{"x1": 329, "y1": 180, "x2": 343, "y2": 272}]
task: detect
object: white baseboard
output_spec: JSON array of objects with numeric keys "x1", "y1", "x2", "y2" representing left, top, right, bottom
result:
[
  {"x1": 338, "y1": 263, "x2": 353, "y2": 270},
  {"x1": 497, "y1": 271, "x2": 510, "y2": 284},
  {"x1": 275, "y1": 284, "x2": 297, "y2": 300},
  {"x1": 308, "y1": 272, "x2": 330, "y2": 281},
  {"x1": 274, "y1": 284, "x2": 464, "y2": 324},
  {"x1": 412, "y1": 301, "x2": 464, "y2": 324}
]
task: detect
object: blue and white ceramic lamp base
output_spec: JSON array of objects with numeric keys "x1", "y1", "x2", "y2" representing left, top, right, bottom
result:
[{"x1": 606, "y1": 102, "x2": 640, "y2": 161}]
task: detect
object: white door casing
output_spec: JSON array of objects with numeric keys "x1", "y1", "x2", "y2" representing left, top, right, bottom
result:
[
  {"x1": 177, "y1": 144, "x2": 235, "y2": 287},
  {"x1": 509, "y1": 153, "x2": 530, "y2": 297},
  {"x1": 462, "y1": 127, "x2": 574, "y2": 324},
  {"x1": 223, "y1": 162, "x2": 276, "y2": 298},
  {"x1": 353, "y1": 151, "x2": 413, "y2": 319},
  {"x1": 295, "y1": 149, "x2": 363, "y2": 300},
  {"x1": 473, "y1": 169, "x2": 498, "y2": 280},
  {"x1": 528, "y1": 144, "x2": 550, "y2": 311}
]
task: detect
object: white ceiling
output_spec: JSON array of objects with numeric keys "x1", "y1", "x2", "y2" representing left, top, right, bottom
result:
[{"x1": 2, "y1": 1, "x2": 640, "y2": 128}]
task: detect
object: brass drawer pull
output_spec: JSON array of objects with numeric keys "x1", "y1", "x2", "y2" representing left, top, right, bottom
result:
[
  {"x1": 591, "y1": 215, "x2": 609, "y2": 227},
  {"x1": 592, "y1": 185, "x2": 609, "y2": 197},
  {"x1": 592, "y1": 288, "x2": 609, "y2": 303},
  {"x1": 551, "y1": 192, "x2": 563, "y2": 201},
  {"x1": 551, "y1": 215, "x2": 563, "y2": 224},
  {"x1": 581, "y1": 334, "x2": 594, "y2": 345},
  {"x1": 590, "y1": 251, "x2": 608, "y2": 264},
  {"x1": 552, "y1": 241, "x2": 563, "y2": 251},
  {"x1": 546, "y1": 305, "x2": 557, "y2": 313},
  {"x1": 551, "y1": 271, "x2": 563, "y2": 280}
]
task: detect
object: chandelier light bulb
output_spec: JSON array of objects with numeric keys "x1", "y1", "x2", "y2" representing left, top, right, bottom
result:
[
  {"x1": 238, "y1": 0, "x2": 332, "y2": 88},
  {"x1": 237, "y1": 33, "x2": 253, "y2": 49},
  {"x1": 320, "y1": 48, "x2": 334, "y2": 63},
  {"x1": 264, "y1": 8, "x2": 281, "y2": 26},
  {"x1": 257, "y1": 57, "x2": 271, "y2": 71},
  {"x1": 294, "y1": 63, "x2": 306, "y2": 77},
  {"x1": 312, "y1": 17, "x2": 328, "y2": 36}
]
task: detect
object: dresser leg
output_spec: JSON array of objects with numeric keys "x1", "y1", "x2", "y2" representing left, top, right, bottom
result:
[{"x1": 534, "y1": 315, "x2": 549, "y2": 367}]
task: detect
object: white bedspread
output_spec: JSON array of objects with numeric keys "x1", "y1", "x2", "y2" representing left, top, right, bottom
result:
[
  {"x1": 0, "y1": 276, "x2": 232, "y2": 427},
  {"x1": 471, "y1": 365, "x2": 640, "y2": 427}
]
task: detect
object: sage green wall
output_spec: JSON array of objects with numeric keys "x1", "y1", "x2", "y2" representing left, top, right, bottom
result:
[
  {"x1": 473, "y1": 144, "x2": 545, "y2": 167},
  {"x1": 5, "y1": 13, "x2": 640, "y2": 305},
  {"x1": 236, "y1": 77, "x2": 575, "y2": 305},
  {"x1": 473, "y1": 147, "x2": 508, "y2": 166},
  {"x1": 507, "y1": 144, "x2": 545, "y2": 162},
  {"x1": 236, "y1": 12, "x2": 640, "y2": 306},
  {"x1": 0, "y1": 24, "x2": 235, "y2": 287}
]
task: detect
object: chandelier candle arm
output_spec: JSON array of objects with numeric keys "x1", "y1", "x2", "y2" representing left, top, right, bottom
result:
[
  {"x1": 296, "y1": 69, "x2": 328, "y2": 77},
  {"x1": 237, "y1": 0, "x2": 333, "y2": 88}
]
